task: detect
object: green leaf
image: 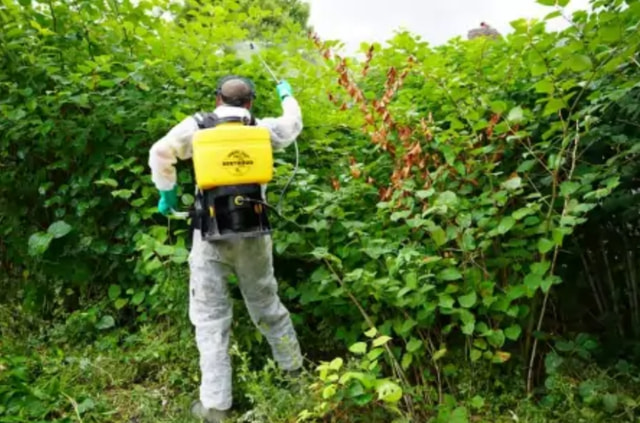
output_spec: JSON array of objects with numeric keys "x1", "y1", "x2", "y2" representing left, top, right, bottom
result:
[
  {"x1": 541, "y1": 276, "x2": 554, "y2": 293},
  {"x1": 407, "y1": 337, "x2": 422, "y2": 353},
  {"x1": 513, "y1": 207, "x2": 534, "y2": 220},
  {"x1": 459, "y1": 309, "x2": 476, "y2": 326},
  {"x1": 531, "y1": 261, "x2": 551, "y2": 275},
  {"x1": 517, "y1": 160, "x2": 536, "y2": 173},
  {"x1": 373, "y1": 335, "x2": 392, "y2": 347},
  {"x1": 367, "y1": 347, "x2": 385, "y2": 361},
  {"x1": 375, "y1": 380, "x2": 403, "y2": 403},
  {"x1": 560, "y1": 181, "x2": 580, "y2": 196},
  {"x1": 435, "y1": 191, "x2": 459, "y2": 208},
  {"x1": 493, "y1": 351, "x2": 512, "y2": 363},
  {"x1": 95, "y1": 178, "x2": 118, "y2": 188},
  {"x1": 600, "y1": 24, "x2": 622, "y2": 43},
  {"x1": 543, "y1": 98, "x2": 565, "y2": 116},
  {"x1": 352, "y1": 392, "x2": 374, "y2": 406},
  {"x1": 470, "y1": 348, "x2": 482, "y2": 362},
  {"x1": 450, "y1": 406, "x2": 470, "y2": 423},
  {"x1": 505, "y1": 324, "x2": 522, "y2": 340},
  {"x1": 108, "y1": 285, "x2": 122, "y2": 300},
  {"x1": 534, "y1": 79, "x2": 554, "y2": 94},
  {"x1": 401, "y1": 353, "x2": 413, "y2": 370},
  {"x1": 470, "y1": 395, "x2": 485, "y2": 409},
  {"x1": 181, "y1": 193, "x2": 195, "y2": 206},
  {"x1": 322, "y1": 385, "x2": 337, "y2": 399},
  {"x1": 115, "y1": 298, "x2": 128, "y2": 310},
  {"x1": 430, "y1": 226, "x2": 447, "y2": 247},
  {"x1": 537, "y1": 238, "x2": 555, "y2": 254},
  {"x1": 578, "y1": 380, "x2": 597, "y2": 400},
  {"x1": 391, "y1": 210, "x2": 411, "y2": 221},
  {"x1": 47, "y1": 221, "x2": 70, "y2": 239},
  {"x1": 399, "y1": 318, "x2": 417, "y2": 334},
  {"x1": 525, "y1": 273, "x2": 543, "y2": 291},
  {"x1": 458, "y1": 292, "x2": 477, "y2": 308},
  {"x1": 433, "y1": 348, "x2": 447, "y2": 361},
  {"x1": 545, "y1": 352, "x2": 564, "y2": 374},
  {"x1": 346, "y1": 381, "x2": 365, "y2": 398},
  {"x1": 461, "y1": 230, "x2": 476, "y2": 251},
  {"x1": 501, "y1": 176, "x2": 522, "y2": 191},
  {"x1": 349, "y1": 342, "x2": 368, "y2": 355},
  {"x1": 531, "y1": 62, "x2": 547, "y2": 76},
  {"x1": 461, "y1": 320, "x2": 475, "y2": 336},
  {"x1": 28, "y1": 232, "x2": 53, "y2": 256},
  {"x1": 545, "y1": 10, "x2": 562, "y2": 20},
  {"x1": 498, "y1": 216, "x2": 516, "y2": 234},
  {"x1": 490, "y1": 101, "x2": 507, "y2": 114},
  {"x1": 603, "y1": 394, "x2": 619, "y2": 413},
  {"x1": 439, "y1": 294, "x2": 455, "y2": 309},
  {"x1": 96, "y1": 315, "x2": 115, "y2": 330},
  {"x1": 459, "y1": 308, "x2": 475, "y2": 334},
  {"x1": 111, "y1": 189, "x2": 135, "y2": 199},
  {"x1": 329, "y1": 357, "x2": 344, "y2": 371},
  {"x1": 416, "y1": 188, "x2": 435, "y2": 199},
  {"x1": 507, "y1": 106, "x2": 524, "y2": 123},
  {"x1": 556, "y1": 340, "x2": 574, "y2": 352},
  {"x1": 364, "y1": 327, "x2": 378, "y2": 338},
  {"x1": 438, "y1": 268, "x2": 462, "y2": 281},
  {"x1": 487, "y1": 330, "x2": 506, "y2": 348},
  {"x1": 339, "y1": 371, "x2": 373, "y2": 388},
  {"x1": 131, "y1": 291, "x2": 145, "y2": 306},
  {"x1": 567, "y1": 54, "x2": 592, "y2": 72}
]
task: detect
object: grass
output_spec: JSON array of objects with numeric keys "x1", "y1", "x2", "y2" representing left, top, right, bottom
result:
[
  {"x1": 0, "y1": 302, "x2": 317, "y2": 423},
  {"x1": 2, "y1": 301, "x2": 640, "y2": 423}
]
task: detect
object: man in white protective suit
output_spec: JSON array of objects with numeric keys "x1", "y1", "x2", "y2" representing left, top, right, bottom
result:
[{"x1": 147, "y1": 75, "x2": 304, "y2": 422}]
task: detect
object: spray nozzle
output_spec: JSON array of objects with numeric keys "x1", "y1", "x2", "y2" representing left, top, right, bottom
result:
[{"x1": 248, "y1": 42, "x2": 280, "y2": 83}]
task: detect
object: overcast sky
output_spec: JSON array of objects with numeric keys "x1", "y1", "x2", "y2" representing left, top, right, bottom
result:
[{"x1": 306, "y1": 0, "x2": 591, "y2": 54}]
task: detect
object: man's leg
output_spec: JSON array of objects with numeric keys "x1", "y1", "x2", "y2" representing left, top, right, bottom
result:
[
  {"x1": 189, "y1": 231, "x2": 235, "y2": 411},
  {"x1": 233, "y1": 236, "x2": 303, "y2": 371}
]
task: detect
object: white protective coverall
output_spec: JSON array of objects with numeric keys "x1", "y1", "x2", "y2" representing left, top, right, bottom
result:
[{"x1": 148, "y1": 97, "x2": 304, "y2": 411}]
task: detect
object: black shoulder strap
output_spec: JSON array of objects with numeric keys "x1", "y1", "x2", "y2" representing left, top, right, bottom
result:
[{"x1": 193, "y1": 112, "x2": 256, "y2": 129}]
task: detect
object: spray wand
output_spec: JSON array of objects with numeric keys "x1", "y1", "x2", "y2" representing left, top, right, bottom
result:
[{"x1": 248, "y1": 42, "x2": 300, "y2": 214}]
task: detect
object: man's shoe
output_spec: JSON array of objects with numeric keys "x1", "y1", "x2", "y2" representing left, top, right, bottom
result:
[{"x1": 190, "y1": 400, "x2": 230, "y2": 423}]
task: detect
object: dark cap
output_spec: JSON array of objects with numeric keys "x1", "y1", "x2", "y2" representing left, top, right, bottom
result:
[{"x1": 215, "y1": 75, "x2": 256, "y2": 107}]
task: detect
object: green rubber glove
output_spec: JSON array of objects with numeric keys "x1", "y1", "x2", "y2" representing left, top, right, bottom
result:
[
  {"x1": 276, "y1": 80, "x2": 293, "y2": 101},
  {"x1": 157, "y1": 187, "x2": 178, "y2": 216}
]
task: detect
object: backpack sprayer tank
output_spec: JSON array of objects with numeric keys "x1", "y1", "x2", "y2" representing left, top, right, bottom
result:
[
  {"x1": 190, "y1": 115, "x2": 274, "y2": 242},
  {"x1": 192, "y1": 124, "x2": 273, "y2": 188}
]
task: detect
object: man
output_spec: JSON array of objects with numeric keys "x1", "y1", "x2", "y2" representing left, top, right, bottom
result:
[{"x1": 148, "y1": 76, "x2": 304, "y2": 422}]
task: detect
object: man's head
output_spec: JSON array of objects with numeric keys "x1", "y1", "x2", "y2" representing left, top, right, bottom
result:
[{"x1": 215, "y1": 75, "x2": 256, "y2": 109}]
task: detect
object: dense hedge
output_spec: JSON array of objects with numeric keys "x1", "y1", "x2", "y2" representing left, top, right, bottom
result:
[{"x1": 2, "y1": 0, "x2": 640, "y2": 421}]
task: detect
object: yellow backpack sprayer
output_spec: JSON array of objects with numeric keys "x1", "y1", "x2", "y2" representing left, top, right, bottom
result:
[{"x1": 190, "y1": 114, "x2": 273, "y2": 241}]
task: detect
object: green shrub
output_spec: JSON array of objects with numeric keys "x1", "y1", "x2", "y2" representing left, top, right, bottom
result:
[{"x1": 2, "y1": 0, "x2": 640, "y2": 421}]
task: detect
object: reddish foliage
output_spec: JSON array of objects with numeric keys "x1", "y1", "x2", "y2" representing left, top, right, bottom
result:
[
  {"x1": 310, "y1": 32, "x2": 446, "y2": 201},
  {"x1": 331, "y1": 176, "x2": 340, "y2": 191}
]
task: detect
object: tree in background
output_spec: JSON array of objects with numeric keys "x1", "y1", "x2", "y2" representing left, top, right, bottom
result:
[{"x1": 176, "y1": 0, "x2": 310, "y2": 37}]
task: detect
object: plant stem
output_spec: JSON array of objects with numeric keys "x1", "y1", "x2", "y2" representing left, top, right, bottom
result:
[
  {"x1": 580, "y1": 250, "x2": 605, "y2": 316},
  {"x1": 527, "y1": 121, "x2": 580, "y2": 394}
]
